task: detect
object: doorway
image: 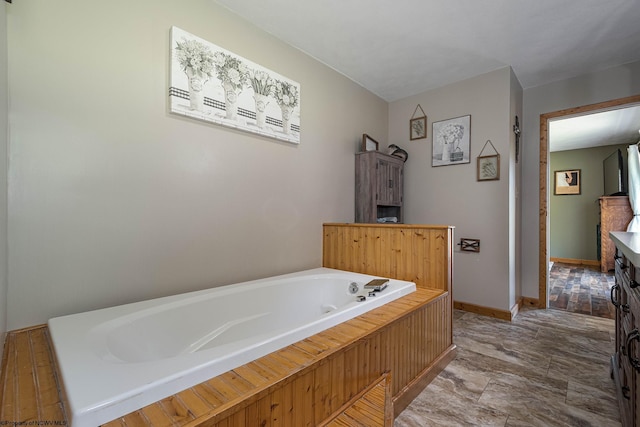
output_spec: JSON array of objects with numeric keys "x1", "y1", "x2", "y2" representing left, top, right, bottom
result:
[{"x1": 538, "y1": 94, "x2": 640, "y2": 308}]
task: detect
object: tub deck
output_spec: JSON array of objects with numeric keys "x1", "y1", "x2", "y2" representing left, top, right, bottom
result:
[{"x1": 1, "y1": 287, "x2": 449, "y2": 426}]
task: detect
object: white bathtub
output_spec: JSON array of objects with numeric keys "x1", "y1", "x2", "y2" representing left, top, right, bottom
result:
[{"x1": 48, "y1": 267, "x2": 416, "y2": 427}]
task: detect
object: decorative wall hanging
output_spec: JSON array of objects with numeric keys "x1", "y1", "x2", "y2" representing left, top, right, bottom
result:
[
  {"x1": 513, "y1": 115, "x2": 521, "y2": 163},
  {"x1": 554, "y1": 169, "x2": 581, "y2": 195},
  {"x1": 432, "y1": 115, "x2": 471, "y2": 167},
  {"x1": 459, "y1": 238, "x2": 480, "y2": 253},
  {"x1": 477, "y1": 139, "x2": 500, "y2": 181},
  {"x1": 169, "y1": 27, "x2": 301, "y2": 144},
  {"x1": 362, "y1": 134, "x2": 379, "y2": 151},
  {"x1": 410, "y1": 104, "x2": 427, "y2": 140}
]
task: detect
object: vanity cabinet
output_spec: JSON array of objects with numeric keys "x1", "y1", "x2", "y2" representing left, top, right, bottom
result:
[
  {"x1": 610, "y1": 232, "x2": 640, "y2": 427},
  {"x1": 355, "y1": 151, "x2": 404, "y2": 223}
]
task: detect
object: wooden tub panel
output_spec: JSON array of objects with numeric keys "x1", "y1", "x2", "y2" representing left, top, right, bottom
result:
[
  {"x1": 0, "y1": 327, "x2": 66, "y2": 426},
  {"x1": 322, "y1": 223, "x2": 453, "y2": 292}
]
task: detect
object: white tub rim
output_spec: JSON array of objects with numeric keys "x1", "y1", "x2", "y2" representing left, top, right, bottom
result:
[{"x1": 48, "y1": 267, "x2": 416, "y2": 427}]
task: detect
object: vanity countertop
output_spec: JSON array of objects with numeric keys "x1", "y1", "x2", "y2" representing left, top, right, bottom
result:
[{"x1": 610, "y1": 231, "x2": 640, "y2": 266}]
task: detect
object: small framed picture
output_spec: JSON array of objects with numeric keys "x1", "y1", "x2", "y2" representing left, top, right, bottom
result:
[
  {"x1": 410, "y1": 116, "x2": 427, "y2": 140},
  {"x1": 477, "y1": 154, "x2": 500, "y2": 181},
  {"x1": 554, "y1": 169, "x2": 581, "y2": 195},
  {"x1": 362, "y1": 134, "x2": 379, "y2": 152}
]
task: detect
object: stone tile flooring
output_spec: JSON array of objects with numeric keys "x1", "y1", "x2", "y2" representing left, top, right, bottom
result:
[
  {"x1": 548, "y1": 263, "x2": 616, "y2": 319},
  {"x1": 395, "y1": 309, "x2": 619, "y2": 426}
]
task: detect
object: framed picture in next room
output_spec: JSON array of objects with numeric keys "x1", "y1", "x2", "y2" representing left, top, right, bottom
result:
[{"x1": 554, "y1": 169, "x2": 581, "y2": 195}]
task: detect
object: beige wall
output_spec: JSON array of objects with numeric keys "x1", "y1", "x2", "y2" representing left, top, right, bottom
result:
[
  {"x1": 6, "y1": 0, "x2": 388, "y2": 329},
  {"x1": 389, "y1": 67, "x2": 520, "y2": 312},
  {"x1": 7, "y1": 1, "x2": 636, "y2": 329},
  {"x1": 0, "y1": 2, "x2": 8, "y2": 340},
  {"x1": 522, "y1": 61, "x2": 640, "y2": 300}
]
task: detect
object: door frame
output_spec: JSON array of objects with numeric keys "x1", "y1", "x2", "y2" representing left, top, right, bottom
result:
[{"x1": 538, "y1": 94, "x2": 640, "y2": 308}]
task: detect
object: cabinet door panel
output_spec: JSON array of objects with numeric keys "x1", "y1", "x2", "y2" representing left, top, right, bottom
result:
[
  {"x1": 376, "y1": 159, "x2": 393, "y2": 205},
  {"x1": 620, "y1": 356, "x2": 635, "y2": 424},
  {"x1": 376, "y1": 159, "x2": 402, "y2": 206},
  {"x1": 389, "y1": 162, "x2": 402, "y2": 205}
]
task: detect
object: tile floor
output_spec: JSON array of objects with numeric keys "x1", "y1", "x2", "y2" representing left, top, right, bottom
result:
[
  {"x1": 395, "y1": 308, "x2": 620, "y2": 426},
  {"x1": 548, "y1": 262, "x2": 616, "y2": 319}
]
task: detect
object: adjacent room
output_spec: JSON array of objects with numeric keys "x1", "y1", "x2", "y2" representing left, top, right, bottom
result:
[
  {"x1": 548, "y1": 106, "x2": 640, "y2": 319},
  {"x1": 1, "y1": 1, "x2": 640, "y2": 426}
]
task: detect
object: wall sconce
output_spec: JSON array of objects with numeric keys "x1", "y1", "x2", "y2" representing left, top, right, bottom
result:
[{"x1": 513, "y1": 116, "x2": 521, "y2": 163}]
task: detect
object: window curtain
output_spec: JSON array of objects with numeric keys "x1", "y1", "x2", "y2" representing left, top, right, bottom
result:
[{"x1": 627, "y1": 144, "x2": 640, "y2": 231}]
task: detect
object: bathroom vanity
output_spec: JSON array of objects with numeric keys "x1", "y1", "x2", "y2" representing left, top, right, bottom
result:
[{"x1": 610, "y1": 231, "x2": 640, "y2": 427}]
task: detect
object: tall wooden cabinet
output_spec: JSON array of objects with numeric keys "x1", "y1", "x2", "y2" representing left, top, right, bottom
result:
[
  {"x1": 355, "y1": 151, "x2": 404, "y2": 223},
  {"x1": 600, "y1": 196, "x2": 633, "y2": 272}
]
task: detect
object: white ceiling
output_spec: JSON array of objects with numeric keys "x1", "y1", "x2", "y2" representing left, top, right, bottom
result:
[
  {"x1": 550, "y1": 105, "x2": 640, "y2": 152},
  {"x1": 213, "y1": 0, "x2": 640, "y2": 102},
  {"x1": 213, "y1": 0, "x2": 640, "y2": 150}
]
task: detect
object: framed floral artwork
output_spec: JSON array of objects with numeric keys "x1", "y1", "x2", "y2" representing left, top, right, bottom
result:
[
  {"x1": 477, "y1": 154, "x2": 500, "y2": 181},
  {"x1": 410, "y1": 117, "x2": 426, "y2": 140},
  {"x1": 410, "y1": 104, "x2": 427, "y2": 140},
  {"x1": 432, "y1": 115, "x2": 471, "y2": 167},
  {"x1": 169, "y1": 26, "x2": 301, "y2": 144}
]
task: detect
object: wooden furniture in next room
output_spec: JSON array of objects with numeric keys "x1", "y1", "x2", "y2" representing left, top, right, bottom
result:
[{"x1": 600, "y1": 196, "x2": 633, "y2": 272}]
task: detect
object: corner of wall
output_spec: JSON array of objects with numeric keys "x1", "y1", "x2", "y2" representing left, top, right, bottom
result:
[
  {"x1": 509, "y1": 67, "x2": 524, "y2": 308},
  {"x1": 0, "y1": 0, "x2": 9, "y2": 350}
]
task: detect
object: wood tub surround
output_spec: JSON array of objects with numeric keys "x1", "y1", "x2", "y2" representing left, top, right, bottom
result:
[
  {"x1": 0, "y1": 326, "x2": 66, "y2": 426},
  {"x1": 322, "y1": 223, "x2": 453, "y2": 292},
  {"x1": 322, "y1": 223, "x2": 456, "y2": 412},
  {"x1": 1, "y1": 223, "x2": 454, "y2": 426},
  {"x1": 1, "y1": 289, "x2": 448, "y2": 426},
  {"x1": 320, "y1": 372, "x2": 393, "y2": 427}
]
